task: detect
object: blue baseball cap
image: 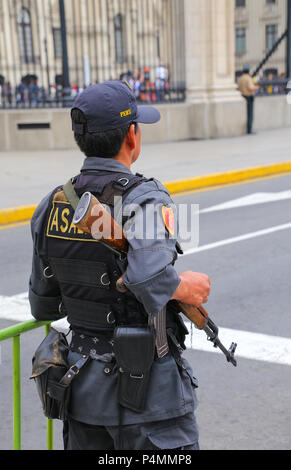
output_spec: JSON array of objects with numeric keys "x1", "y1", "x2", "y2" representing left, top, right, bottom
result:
[{"x1": 71, "y1": 80, "x2": 161, "y2": 134}]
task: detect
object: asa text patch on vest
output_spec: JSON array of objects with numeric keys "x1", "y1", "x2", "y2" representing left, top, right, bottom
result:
[{"x1": 46, "y1": 201, "x2": 94, "y2": 242}]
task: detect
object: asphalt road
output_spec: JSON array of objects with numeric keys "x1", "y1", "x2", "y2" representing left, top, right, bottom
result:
[{"x1": 0, "y1": 173, "x2": 291, "y2": 450}]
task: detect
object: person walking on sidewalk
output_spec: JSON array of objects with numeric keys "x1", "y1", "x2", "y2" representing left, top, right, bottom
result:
[
  {"x1": 238, "y1": 66, "x2": 259, "y2": 135},
  {"x1": 28, "y1": 80, "x2": 211, "y2": 450}
]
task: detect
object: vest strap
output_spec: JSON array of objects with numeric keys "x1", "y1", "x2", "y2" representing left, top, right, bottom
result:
[
  {"x1": 63, "y1": 179, "x2": 80, "y2": 210},
  {"x1": 63, "y1": 296, "x2": 117, "y2": 331},
  {"x1": 49, "y1": 258, "x2": 111, "y2": 289},
  {"x1": 59, "y1": 355, "x2": 91, "y2": 387}
]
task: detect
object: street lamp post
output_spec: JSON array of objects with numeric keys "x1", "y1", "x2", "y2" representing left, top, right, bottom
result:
[
  {"x1": 59, "y1": 0, "x2": 71, "y2": 101},
  {"x1": 44, "y1": 39, "x2": 51, "y2": 96}
]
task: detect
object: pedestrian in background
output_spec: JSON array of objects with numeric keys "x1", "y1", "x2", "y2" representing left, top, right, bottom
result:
[
  {"x1": 3, "y1": 82, "x2": 13, "y2": 106},
  {"x1": 238, "y1": 66, "x2": 259, "y2": 135},
  {"x1": 16, "y1": 81, "x2": 26, "y2": 106}
]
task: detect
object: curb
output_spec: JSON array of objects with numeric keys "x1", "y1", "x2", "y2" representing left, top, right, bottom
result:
[
  {"x1": 164, "y1": 161, "x2": 291, "y2": 195},
  {"x1": 1, "y1": 161, "x2": 291, "y2": 227},
  {"x1": 0, "y1": 205, "x2": 37, "y2": 226}
]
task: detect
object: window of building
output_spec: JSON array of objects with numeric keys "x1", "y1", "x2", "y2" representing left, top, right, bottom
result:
[
  {"x1": 53, "y1": 28, "x2": 62, "y2": 59},
  {"x1": 236, "y1": 0, "x2": 246, "y2": 8},
  {"x1": 114, "y1": 14, "x2": 125, "y2": 64},
  {"x1": 266, "y1": 0, "x2": 276, "y2": 4},
  {"x1": 266, "y1": 24, "x2": 278, "y2": 51},
  {"x1": 236, "y1": 27, "x2": 246, "y2": 55},
  {"x1": 17, "y1": 7, "x2": 34, "y2": 64}
]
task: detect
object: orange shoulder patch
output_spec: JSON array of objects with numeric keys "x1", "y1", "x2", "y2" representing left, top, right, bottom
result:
[{"x1": 162, "y1": 206, "x2": 175, "y2": 237}]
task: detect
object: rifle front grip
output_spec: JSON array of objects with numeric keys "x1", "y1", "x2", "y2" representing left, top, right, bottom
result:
[{"x1": 178, "y1": 303, "x2": 208, "y2": 330}]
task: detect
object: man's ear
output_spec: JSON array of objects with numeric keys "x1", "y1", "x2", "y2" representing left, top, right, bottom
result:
[{"x1": 126, "y1": 124, "x2": 136, "y2": 150}]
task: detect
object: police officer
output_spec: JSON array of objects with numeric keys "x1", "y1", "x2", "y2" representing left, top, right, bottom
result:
[{"x1": 29, "y1": 80, "x2": 210, "y2": 450}]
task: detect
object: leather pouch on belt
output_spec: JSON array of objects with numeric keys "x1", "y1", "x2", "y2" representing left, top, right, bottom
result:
[
  {"x1": 30, "y1": 327, "x2": 90, "y2": 421},
  {"x1": 113, "y1": 326, "x2": 156, "y2": 413},
  {"x1": 30, "y1": 328, "x2": 70, "y2": 420}
]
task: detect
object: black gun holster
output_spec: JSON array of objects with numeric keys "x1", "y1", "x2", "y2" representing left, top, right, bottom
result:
[{"x1": 113, "y1": 326, "x2": 156, "y2": 413}]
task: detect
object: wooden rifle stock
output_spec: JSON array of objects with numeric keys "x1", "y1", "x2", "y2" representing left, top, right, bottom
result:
[{"x1": 74, "y1": 191, "x2": 129, "y2": 253}]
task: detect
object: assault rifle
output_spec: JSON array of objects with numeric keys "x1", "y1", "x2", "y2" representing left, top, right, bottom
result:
[{"x1": 72, "y1": 191, "x2": 237, "y2": 367}]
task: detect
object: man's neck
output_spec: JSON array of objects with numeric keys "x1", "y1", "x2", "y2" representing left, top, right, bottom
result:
[{"x1": 113, "y1": 152, "x2": 132, "y2": 170}]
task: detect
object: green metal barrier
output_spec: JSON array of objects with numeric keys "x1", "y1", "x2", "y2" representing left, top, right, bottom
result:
[{"x1": 0, "y1": 320, "x2": 53, "y2": 450}]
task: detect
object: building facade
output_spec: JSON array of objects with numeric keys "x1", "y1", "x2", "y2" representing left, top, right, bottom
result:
[
  {"x1": 0, "y1": 0, "x2": 185, "y2": 95},
  {"x1": 0, "y1": 0, "x2": 248, "y2": 149},
  {"x1": 235, "y1": 0, "x2": 287, "y2": 78}
]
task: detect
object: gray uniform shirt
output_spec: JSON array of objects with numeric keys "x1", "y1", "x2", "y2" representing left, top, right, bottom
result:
[{"x1": 29, "y1": 157, "x2": 198, "y2": 426}]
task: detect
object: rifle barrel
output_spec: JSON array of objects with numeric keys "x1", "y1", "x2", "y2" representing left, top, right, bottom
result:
[{"x1": 203, "y1": 323, "x2": 237, "y2": 367}]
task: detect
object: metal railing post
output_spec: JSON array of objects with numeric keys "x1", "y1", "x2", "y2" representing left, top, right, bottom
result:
[
  {"x1": 0, "y1": 320, "x2": 53, "y2": 450},
  {"x1": 47, "y1": 418, "x2": 54, "y2": 450},
  {"x1": 12, "y1": 335, "x2": 21, "y2": 450},
  {"x1": 45, "y1": 323, "x2": 54, "y2": 450}
]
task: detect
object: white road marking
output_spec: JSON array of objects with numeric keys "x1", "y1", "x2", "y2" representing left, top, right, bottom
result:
[
  {"x1": 184, "y1": 323, "x2": 291, "y2": 367},
  {"x1": 0, "y1": 292, "x2": 31, "y2": 322},
  {"x1": 0, "y1": 292, "x2": 69, "y2": 331},
  {"x1": 1, "y1": 293, "x2": 291, "y2": 367},
  {"x1": 201, "y1": 191, "x2": 291, "y2": 214},
  {"x1": 182, "y1": 222, "x2": 291, "y2": 257}
]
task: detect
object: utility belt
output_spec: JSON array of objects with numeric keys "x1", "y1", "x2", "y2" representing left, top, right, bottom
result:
[
  {"x1": 69, "y1": 325, "x2": 156, "y2": 413},
  {"x1": 70, "y1": 324, "x2": 185, "y2": 413},
  {"x1": 31, "y1": 322, "x2": 186, "y2": 420}
]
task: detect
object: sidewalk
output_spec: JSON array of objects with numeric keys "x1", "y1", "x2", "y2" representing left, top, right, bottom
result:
[{"x1": 1, "y1": 127, "x2": 291, "y2": 210}]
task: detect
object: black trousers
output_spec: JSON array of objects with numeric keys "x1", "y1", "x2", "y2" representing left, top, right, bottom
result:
[
  {"x1": 243, "y1": 95, "x2": 254, "y2": 134},
  {"x1": 63, "y1": 412, "x2": 200, "y2": 451}
]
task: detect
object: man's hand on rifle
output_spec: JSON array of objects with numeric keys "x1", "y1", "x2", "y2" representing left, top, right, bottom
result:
[{"x1": 171, "y1": 271, "x2": 211, "y2": 307}]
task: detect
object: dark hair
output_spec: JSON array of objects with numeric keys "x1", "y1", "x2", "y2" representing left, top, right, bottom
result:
[{"x1": 71, "y1": 108, "x2": 137, "y2": 158}]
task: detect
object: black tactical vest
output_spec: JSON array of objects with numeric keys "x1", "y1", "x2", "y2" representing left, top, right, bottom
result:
[{"x1": 45, "y1": 169, "x2": 187, "y2": 351}]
